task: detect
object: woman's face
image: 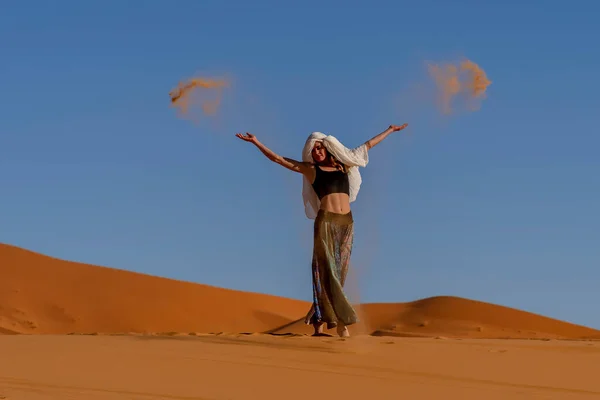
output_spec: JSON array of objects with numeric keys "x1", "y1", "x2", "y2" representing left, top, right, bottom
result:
[{"x1": 311, "y1": 141, "x2": 327, "y2": 163}]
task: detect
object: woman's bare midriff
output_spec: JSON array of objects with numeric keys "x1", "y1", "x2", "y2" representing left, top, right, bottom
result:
[
  {"x1": 319, "y1": 193, "x2": 351, "y2": 214},
  {"x1": 306, "y1": 165, "x2": 352, "y2": 214}
]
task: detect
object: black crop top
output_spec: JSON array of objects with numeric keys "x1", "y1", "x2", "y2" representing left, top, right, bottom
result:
[{"x1": 311, "y1": 165, "x2": 350, "y2": 199}]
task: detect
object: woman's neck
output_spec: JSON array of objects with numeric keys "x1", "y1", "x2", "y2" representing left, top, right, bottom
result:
[{"x1": 318, "y1": 162, "x2": 334, "y2": 167}]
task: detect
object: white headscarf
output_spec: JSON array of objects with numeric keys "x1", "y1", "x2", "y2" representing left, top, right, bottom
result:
[{"x1": 301, "y1": 132, "x2": 369, "y2": 219}]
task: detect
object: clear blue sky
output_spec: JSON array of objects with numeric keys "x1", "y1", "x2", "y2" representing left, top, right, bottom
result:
[{"x1": 2, "y1": 1, "x2": 599, "y2": 329}]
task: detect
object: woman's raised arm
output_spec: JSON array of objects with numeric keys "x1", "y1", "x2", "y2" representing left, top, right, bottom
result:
[
  {"x1": 364, "y1": 123, "x2": 408, "y2": 150},
  {"x1": 236, "y1": 132, "x2": 313, "y2": 175}
]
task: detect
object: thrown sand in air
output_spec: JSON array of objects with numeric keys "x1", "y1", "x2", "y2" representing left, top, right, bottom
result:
[
  {"x1": 169, "y1": 77, "x2": 229, "y2": 122},
  {"x1": 427, "y1": 59, "x2": 492, "y2": 115}
]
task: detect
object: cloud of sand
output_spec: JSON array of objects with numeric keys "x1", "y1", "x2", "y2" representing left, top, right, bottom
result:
[
  {"x1": 427, "y1": 59, "x2": 492, "y2": 115},
  {"x1": 169, "y1": 77, "x2": 230, "y2": 123}
]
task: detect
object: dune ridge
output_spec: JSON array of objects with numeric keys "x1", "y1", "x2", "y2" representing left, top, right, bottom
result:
[{"x1": 1, "y1": 243, "x2": 599, "y2": 339}]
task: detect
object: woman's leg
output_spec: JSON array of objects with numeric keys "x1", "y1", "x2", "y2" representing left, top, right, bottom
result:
[
  {"x1": 335, "y1": 223, "x2": 354, "y2": 338},
  {"x1": 313, "y1": 321, "x2": 324, "y2": 335},
  {"x1": 304, "y1": 277, "x2": 326, "y2": 336},
  {"x1": 337, "y1": 322, "x2": 350, "y2": 337},
  {"x1": 305, "y1": 210, "x2": 358, "y2": 334}
]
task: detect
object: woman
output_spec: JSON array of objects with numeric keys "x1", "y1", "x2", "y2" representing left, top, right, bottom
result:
[{"x1": 236, "y1": 123, "x2": 408, "y2": 337}]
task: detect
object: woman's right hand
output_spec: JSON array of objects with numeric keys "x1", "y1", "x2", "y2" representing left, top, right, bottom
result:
[{"x1": 236, "y1": 132, "x2": 258, "y2": 143}]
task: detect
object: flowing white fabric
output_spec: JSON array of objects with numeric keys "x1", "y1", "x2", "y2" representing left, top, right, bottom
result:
[{"x1": 301, "y1": 132, "x2": 369, "y2": 219}]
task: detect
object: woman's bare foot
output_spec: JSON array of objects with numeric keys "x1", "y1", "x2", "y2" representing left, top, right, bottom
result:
[
  {"x1": 312, "y1": 322, "x2": 324, "y2": 336},
  {"x1": 337, "y1": 323, "x2": 350, "y2": 338}
]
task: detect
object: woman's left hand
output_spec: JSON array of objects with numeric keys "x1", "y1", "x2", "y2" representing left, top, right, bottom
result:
[{"x1": 389, "y1": 123, "x2": 408, "y2": 132}]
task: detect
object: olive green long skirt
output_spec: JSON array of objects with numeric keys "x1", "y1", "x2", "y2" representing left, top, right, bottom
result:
[{"x1": 304, "y1": 209, "x2": 358, "y2": 330}]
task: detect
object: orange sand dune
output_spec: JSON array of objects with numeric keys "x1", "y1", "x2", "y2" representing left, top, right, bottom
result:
[
  {"x1": 272, "y1": 299, "x2": 600, "y2": 339},
  {"x1": 0, "y1": 243, "x2": 308, "y2": 334},
  {"x1": 1, "y1": 243, "x2": 599, "y2": 339}
]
